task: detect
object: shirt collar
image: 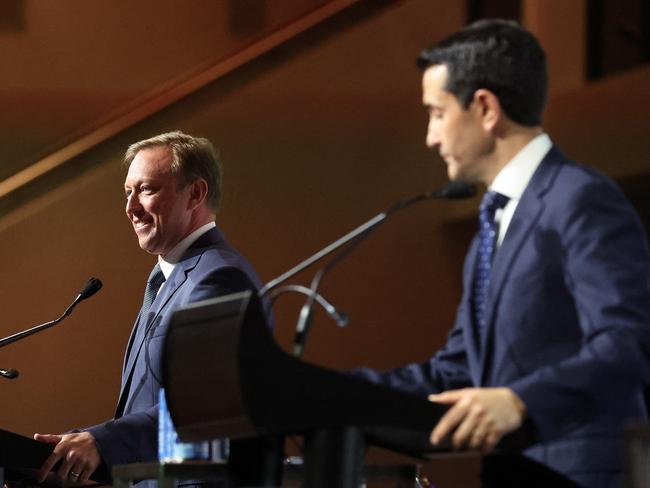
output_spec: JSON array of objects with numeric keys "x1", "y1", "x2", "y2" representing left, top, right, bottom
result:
[
  {"x1": 158, "y1": 221, "x2": 216, "y2": 279},
  {"x1": 490, "y1": 133, "x2": 552, "y2": 201}
]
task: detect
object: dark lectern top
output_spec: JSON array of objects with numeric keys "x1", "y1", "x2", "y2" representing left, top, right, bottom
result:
[
  {"x1": 163, "y1": 290, "x2": 451, "y2": 457},
  {"x1": 0, "y1": 428, "x2": 53, "y2": 470}
]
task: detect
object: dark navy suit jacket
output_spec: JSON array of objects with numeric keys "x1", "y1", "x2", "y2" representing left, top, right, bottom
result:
[
  {"x1": 85, "y1": 226, "x2": 269, "y2": 482},
  {"x1": 355, "y1": 147, "x2": 650, "y2": 485}
]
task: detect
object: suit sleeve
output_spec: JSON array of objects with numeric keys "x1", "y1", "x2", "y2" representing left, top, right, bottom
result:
[
  {"x1": 509, "y1": 177, "x2": 650, "y2": 442},
  {"x1": 350, "y1": 314, "x2": 472, "y2": 396},
  {"x1": 84, "y1": 266, "x2": 257, "y2": 477},
  {"x1": 84, "y1": 407, "x2": 158, "y2": 480},
  {"x1": 349, "y1": 246, "x2": 477, "y2": 396}
]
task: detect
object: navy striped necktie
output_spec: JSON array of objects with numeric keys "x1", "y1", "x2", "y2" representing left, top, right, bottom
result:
[
  {"x1": 117, "y1": 264, "x2": 166, "y2": 415},
  {"x1": 141, "y1": 264, "x2": 166, "y2": 316},
  {"x1": 127, "y1": 264, "x2": 165, "y2": 360}
]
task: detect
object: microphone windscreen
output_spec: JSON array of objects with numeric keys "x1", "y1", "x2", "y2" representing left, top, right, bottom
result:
[
  {"x1": 79, "y1": 277, "x2": 103, "y2": 300},
  {"x1": 439, "y1": 181, "x2": 477, "y2": 199},
  {"x1": 2, "y1": 369, "x2": 19, "y2": 379}
]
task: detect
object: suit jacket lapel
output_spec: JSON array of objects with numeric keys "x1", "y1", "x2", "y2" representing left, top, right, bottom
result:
[
  {"x1": 142, "y1": 226, "x2": 226, "y2": 336},
  {"x1": 478, "y1": 147, "x2": 564, "y2": 378},
  {"x1": 115, "y1": 228, "x2": 226, "y2": 416},
  {"x1": 462, "y1": 236, "x2": 486, "y2": 384},
  {"x1": 122, "y1": 309, "x2": 142, "y2": 376},
  {"x1": 145, "y1": 261, "x2": 192, "y2": 333}
]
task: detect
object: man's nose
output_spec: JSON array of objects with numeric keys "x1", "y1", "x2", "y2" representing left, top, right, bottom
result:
[
  {"x1": 125, "y1": 193, "x2": 141, "y2": 216},
  {"x1": 426, "y1": 129, "x2": 440, "y2": 148},
  {"x1": 426, "y1": 120, "x2": 440, "y2": 148}
]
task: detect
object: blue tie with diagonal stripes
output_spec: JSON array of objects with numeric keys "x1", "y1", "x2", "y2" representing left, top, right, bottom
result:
[
  {"x1": 472, "y1": 190, "x2": 509, "y2": 337},
  {"x1": 117, "y1": 264, "x2": 166, "y2": 414},
  {"x1": 126, "y1": 264, "x2": 165, "y2": 366},
  {"x1": 142, "y1": 264, "x2": 165, "y2": 315}
]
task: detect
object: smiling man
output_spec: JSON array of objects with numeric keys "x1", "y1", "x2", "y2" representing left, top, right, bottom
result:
[
  {"x1": 354, "y1": 19, "x2": 650, "y2": 487},
  {"x1": 33, "y1": 131, "x2": 270, "y2": 487}
]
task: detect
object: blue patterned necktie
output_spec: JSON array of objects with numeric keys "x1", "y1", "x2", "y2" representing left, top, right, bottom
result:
[
  {"x1": 142, "y1": 264, "x2": 166, "y2": 316},
  {"x1": 472, "y1": 190, "x2": 509, "y2": 336},
  {"x1": 118, "y1": 264, "x2": 166, "y2": 414},
  {"x1": 127, "y1": 264, "x2": 166, "y2": 363}
]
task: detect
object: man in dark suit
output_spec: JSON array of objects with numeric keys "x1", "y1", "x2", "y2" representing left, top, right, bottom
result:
[
  {"x1": 355, "y1": 19, "x2": 650, "y2": 487},
  {"x1": 33, "y1": 131, "x2": 270, "y2": 485}
]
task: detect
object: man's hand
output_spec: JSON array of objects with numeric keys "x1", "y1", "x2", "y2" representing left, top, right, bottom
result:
[
  {"x1": 34, "y1": 431, "x2": 101, "y2": 485},
  {"x1": 428, "y1": 387, "x2": 526, "y2": 452}
]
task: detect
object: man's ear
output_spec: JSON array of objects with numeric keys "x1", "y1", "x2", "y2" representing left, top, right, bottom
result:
[
  {"x1": 188, "y1": 178, "x2": 209, "y2": 210},
  {"x1": 473, "y1": 88, "x2": 502, "y2": 133}
]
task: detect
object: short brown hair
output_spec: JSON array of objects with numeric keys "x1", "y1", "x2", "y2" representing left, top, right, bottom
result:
[{"x1": 124, "y1": 131, "x2": 222, "y2": 210}]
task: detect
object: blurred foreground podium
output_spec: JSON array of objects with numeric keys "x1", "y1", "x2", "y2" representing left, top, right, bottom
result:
[
  {"x1": 626, "y1": 423, "x2": 650, "y2": 488},
  {"x1": 146, "y1": 290, "x2": 450, "y2": 488},
  {"x1": 0, "y1": 428, "x2": 53, "y2": 486}
]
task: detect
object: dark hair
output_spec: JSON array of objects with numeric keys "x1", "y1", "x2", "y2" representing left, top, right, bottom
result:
[
  {"x1": 417, "y1": 19, "x2": 547, "y2": 126},
  {"x1": 124, "y1": 131, "x2": 222, "y2": 210}
]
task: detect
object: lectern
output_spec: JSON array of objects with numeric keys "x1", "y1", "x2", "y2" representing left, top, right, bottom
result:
[
  {"x1": 0, "y1": 428, "x2": 53, "y2": 485},
  {"x1": 162, "y1": 291, "x2": 450, "y2": 487}
]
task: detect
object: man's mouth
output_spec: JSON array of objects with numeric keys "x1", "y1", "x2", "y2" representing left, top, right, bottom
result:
[{"x1": 133, "y1": 220, "x2": 152, "y2": 232}]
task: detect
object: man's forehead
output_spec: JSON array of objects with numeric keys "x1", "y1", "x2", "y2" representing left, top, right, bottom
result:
[
  {"x1": 129, "y1": 146, "x2": 173, "y2": 173},
  {"x1": 135, "y1": 144, "x2": 172, "y2": 162},
  {"x1": 424, "y1": 63, "x2": 448, "y2": 77},
  {"x1": 422, "y1": 64, "x2": 450, "y2": 104}
]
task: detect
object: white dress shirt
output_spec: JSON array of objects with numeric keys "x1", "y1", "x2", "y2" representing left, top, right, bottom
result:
[
  {"x1": 490, "y1": 133, "x2": 552, "y2": 247},
  {"x1": 157, "y1": 221, "x2": 216, "y2": 289}
]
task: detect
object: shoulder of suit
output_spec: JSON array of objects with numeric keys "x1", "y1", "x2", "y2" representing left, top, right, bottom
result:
[{"x1": 536, "y1": 149, "x2": 621, "y2": 199}]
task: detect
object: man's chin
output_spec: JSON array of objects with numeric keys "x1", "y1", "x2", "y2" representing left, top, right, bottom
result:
[
  {"x1": 447, "y1": 166, "x2": 478, "y2": 185},
  {"x1": 137, "y1": 238, "x2": 160, "y2": 255},
  {"x1": 446, "y1": 166, "x2": 462, "y2": 182}
]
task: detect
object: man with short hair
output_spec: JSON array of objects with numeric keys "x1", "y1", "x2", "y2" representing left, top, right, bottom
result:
[
  {"x1": 34, "y1": 131, "x2": 270, "y2": 486},
  {"x1": 355, "y1": 19, "x2": 650, "y2": 486}
]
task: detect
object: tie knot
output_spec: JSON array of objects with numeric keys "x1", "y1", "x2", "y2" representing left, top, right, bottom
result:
[
  {"x1": 147, "y1": 264, "x2": 166, "y2": 287},
  {"x1": 480, "y1": 191, "x2": 509, "y2": 220}
]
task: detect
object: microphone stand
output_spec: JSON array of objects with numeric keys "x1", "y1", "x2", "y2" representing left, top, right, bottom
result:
[
  {"x1": 0, "y1": 277, "x2": 102, "y2": 379},
  {"x1": 290, "y1": 198, "x2": 422, "y2": 357},
  {"x1": 260, "y1": 181, "x2": 476, "y2": 357},
  {"x1": 258, "y1": 213, "x2": 385, "y2": 298},
  {"x1": 267, "y1": 285, "x2": 348, "y2": 327},
  {"x1": 0, "y1": 309, "x2": 75, "y2": 351}
]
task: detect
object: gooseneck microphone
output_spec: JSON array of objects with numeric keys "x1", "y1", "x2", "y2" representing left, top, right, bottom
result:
[
  {"x1": 77, "y1": 277, "x2": 103, "y2": 301},
  {"x1": 260, "y1": 181, "x2": 476, "y2": 357},
  {"x1": 267, "y1": 284, "x2": 349, "y2": 328},
  {"x1": 260, "y1": 181, "x2": 476, "y2": 297},
  {"x1": 62, "y1": 277, "x2": 103, "y2": 318},
  {"x1": 0, "y1": 277, "x2": 103, "y2": 379}
]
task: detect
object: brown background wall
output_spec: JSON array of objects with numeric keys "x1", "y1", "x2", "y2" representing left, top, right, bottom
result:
[
  {"x1": 0, "y1": 1, "x2": 649, "y2": 486},
  {"x1": 0, "y1": 0, "x2": 466, "y2": 435}
]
